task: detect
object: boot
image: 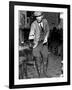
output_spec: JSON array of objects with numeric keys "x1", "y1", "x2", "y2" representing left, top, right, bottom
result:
[
  {"x1": 43, "y1": 58, "x2": 48, "y2": 77},
  {"x1": 35, "y1": 57, "x2": 41, "y2": 78}
]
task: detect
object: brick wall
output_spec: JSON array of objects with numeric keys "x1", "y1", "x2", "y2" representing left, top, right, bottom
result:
[{"x1": 43, "y1": 12, "x2": 59, "y2": 30}]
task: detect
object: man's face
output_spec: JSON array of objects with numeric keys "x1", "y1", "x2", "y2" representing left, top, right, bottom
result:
[{"x1": 36, "y1": 15, "x2": 43, "y2": 23}]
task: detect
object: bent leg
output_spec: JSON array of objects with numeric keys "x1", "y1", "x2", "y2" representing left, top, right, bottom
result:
[{"x1": 32, "y1": 46, "x2": 41, "y2": 77}]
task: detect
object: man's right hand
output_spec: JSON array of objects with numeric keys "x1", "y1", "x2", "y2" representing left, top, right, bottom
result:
[
  {"x1": 29, "y1": 40, "x2": 38, "y2": 49},
  {"x1": 29, "y1": 39, "x2": 34, "y2": 49}
]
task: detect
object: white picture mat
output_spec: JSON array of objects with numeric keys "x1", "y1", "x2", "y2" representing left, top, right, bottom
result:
[{"x1": 14, "y1": 5, "x2": 67, "y2": 85}]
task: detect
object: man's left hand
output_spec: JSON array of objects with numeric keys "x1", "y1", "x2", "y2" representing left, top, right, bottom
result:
[
  {"x1": 43, "y1": 39, "x2": 48, "y2": 45},
  {"x1": 43, "y1": 39, "x2": 47, "y2": 44}
]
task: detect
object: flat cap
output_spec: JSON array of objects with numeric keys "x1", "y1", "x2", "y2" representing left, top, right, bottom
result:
[{"x1": 34, "y1": 11, "x2": 43, "y2": 17}]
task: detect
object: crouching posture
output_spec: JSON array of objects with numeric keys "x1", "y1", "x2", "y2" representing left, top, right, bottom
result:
[{"x1": 29, "y1": 11, "x2": 50, "y2": 77}]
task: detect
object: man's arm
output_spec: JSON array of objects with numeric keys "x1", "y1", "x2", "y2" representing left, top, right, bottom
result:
[
  {"x1": 29, "y1": 23, "x2": 35, "y2": 48},
  {"x1": 29, "y1": 23, "x2": 35, "y2": 40},
  {"x1": 43, "y1": 20, "x2": 49, "y2": 44}
]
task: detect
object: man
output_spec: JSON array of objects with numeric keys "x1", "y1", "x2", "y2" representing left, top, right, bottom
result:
[{"x1": 29, "y1": 11, "x2": 49, "y2": 77}]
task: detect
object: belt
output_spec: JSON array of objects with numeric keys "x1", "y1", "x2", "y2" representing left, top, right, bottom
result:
[{"x1": 38, "y1": 40, "x2": 43, "y2": 44}]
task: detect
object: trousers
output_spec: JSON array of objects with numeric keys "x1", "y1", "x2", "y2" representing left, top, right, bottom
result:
[{"x1": 32, "y1": 42, "x2": 48, "y2": 77}]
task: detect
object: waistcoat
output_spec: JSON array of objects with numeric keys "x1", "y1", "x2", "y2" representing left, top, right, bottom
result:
[{"x1": 29, "y1": 19, "x2": 49, "y2": 44}]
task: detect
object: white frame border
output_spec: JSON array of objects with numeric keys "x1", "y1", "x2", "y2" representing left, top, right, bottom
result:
[{"x1": 14, "y1": 5, "x2": 68, "y2": 85}]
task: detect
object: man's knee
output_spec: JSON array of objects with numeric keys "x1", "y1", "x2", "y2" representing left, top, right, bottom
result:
[
  {"x1": 32, "y1": 48, "x2": 40, "y2": 58},
  {"x1": 42, "y1": 46, "x2": 48, "y2": 58}
]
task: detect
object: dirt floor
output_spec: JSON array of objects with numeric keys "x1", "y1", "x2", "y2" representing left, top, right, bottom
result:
[{"x1": 19, "y1": 50, "x2": 63, "y2": 79}]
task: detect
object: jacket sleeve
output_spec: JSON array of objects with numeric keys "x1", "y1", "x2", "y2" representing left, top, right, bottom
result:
[
  {"x1": 44, "y1": 20, "x2": 50, "y2": 41},
  {"x1": 29, "y1": 23, "x2": 35, "y2": 40}
]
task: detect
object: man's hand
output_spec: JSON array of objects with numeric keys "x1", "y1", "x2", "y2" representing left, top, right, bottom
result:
[
  {"x1": 29, "y1": 39, "x2": 34, "y2": 49},
  {"x1": 33, "y1": 42, "x2": 38, "y2": 48},
  {"x1": 43, "y1": 38, "x2": 47, "y2": 45}
]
